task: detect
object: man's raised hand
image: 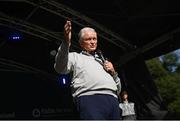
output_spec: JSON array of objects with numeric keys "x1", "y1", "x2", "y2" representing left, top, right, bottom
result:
[{"x1": 64, "y1": 20, "x2": 72, "y2": 46}]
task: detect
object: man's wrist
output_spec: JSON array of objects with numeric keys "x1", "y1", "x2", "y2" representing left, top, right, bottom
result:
[
  {"x1": 112, "y1": 71, "x2": 118, "y2": 77},
  {"x1": 62, "y1": 40, "x2": 71, "y2": 47}
]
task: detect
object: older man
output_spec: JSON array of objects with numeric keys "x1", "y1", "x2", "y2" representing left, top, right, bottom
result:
[{"x1": 54, "y1": 20, "x2": 121, "y2": 120}]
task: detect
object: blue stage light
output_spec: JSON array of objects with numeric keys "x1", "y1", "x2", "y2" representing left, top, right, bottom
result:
[
  {"x1": 57, "y1": 74, "x2": 71, "y2": 87},
  {"x1": 8, "y1": 32, "x2": 23, "y2": 41},
  {"x1": 62, "y1": 78, "x2": 66, "y2": 85}
]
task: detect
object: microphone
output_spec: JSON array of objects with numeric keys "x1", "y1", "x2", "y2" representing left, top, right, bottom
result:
[
  {"x1": 96, "y1": 49, "x2": 106, "y2": 63},
  {"x1": 96, "y1": 49, "x2": 113, "y2": 74}
]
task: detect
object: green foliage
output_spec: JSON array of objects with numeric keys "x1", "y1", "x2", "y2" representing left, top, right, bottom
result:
[
  {"x1": 146, "y1": 58, "x2": 168, "y2": 79},
  {"x1": 161, "y1": 52, "x2": 179, "y2": 72},
  {"x1": 154, "y1": 73, "x2": 180, "y2": 105},
  {"x1": 146, "y1": 54, "x2": 180, "y2": 119},
  {"x1": 168, "y1": 93, "x2": 180, "y2": 113},
  {"x1": 176, "y1": 63, "x2": 180, "y2": 72}
]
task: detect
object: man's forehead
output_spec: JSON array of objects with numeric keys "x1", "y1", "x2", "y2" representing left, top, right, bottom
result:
[{"x1": 84, "y1": 31, "x2": 97, "y2": 36}]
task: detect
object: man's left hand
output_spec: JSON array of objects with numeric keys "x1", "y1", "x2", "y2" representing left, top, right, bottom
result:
[{"x1": 103, "y1": 60, "x2": 116, "y2": 76}]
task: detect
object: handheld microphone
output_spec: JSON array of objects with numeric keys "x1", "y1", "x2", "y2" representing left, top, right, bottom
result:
[
  {"x1": 96, "y1": 49, "x2": 106, "y2": 63},
  {"x1": 96, "y1": 49, "x2": 112, "y2": 74}
]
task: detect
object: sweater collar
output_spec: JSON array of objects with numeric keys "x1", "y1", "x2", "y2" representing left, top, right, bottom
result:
[{"x1": 80, "y1": 51, "x2": 96, "y2": 56}]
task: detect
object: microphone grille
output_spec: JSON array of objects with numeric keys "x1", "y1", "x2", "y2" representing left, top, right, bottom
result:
[{"x1": 96, "y1": 49, "x2": 102, "y2": 54}]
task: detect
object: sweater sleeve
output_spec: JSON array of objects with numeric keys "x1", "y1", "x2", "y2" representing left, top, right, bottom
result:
[
  {"x1": 113, "y1": 72, "x2": 121, "y2": 95},
  {"x1": 54, "y1": 41, "x2": 72, "y2": 74}
]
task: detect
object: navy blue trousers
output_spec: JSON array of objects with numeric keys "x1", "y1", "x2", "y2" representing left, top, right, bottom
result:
[{"x1": 76, "y1": 94, "x2": 121, "y2": 120}]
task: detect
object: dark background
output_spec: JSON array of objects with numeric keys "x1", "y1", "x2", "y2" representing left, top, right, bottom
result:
[{"x1": 0, "y1": 0, "x2": 180, "y2": 119}]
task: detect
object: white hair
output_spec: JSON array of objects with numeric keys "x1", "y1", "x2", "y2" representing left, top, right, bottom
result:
[{"x1": 78, "y1": 27, "x2": 96, "y2": 43}]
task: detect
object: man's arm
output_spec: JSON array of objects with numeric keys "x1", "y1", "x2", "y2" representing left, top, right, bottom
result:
[
  {"x1": 104, "y1": 61, "x2": 121, "y2": 94},
  {"x1": 54, "y1": 42, "x2": 70, "y2": 74},
  {"x1": 54, "y1": 20, "x2": 72, "y2": 74},
  {"x1": 113, "y1": 72, "x2": 121, "y2": 95}
]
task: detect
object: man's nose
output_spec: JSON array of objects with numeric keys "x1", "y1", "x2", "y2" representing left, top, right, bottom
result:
[{"x1": 90, "y1": 39, "x2": 95, "y2": 43}]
